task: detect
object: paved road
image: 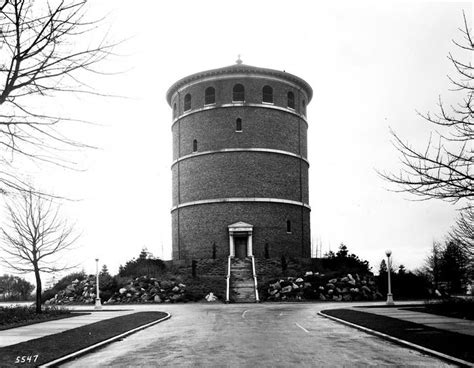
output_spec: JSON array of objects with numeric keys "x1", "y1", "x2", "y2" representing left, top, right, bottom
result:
[{"x1": 64, "y1": 303, "x2": 453, "y2": 367}]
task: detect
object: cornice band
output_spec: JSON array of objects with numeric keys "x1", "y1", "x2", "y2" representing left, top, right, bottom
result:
[
  {"x1": 171, "y1": 198, "x2": 311, "y2": 212},
  {"x1": 172, "y1": 148, "x2": 309, "y2": 167},
  {"x1": 172, "y1": 102, "x2": 308, "y2": 128}
]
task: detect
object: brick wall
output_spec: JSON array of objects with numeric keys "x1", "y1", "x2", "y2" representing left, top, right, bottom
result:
[
  {"x1": 169, "y1": 66, "x2": 312, "y2": 262},
  {"x1": 172, "y1": 202, "x2": 310, "y2": 260}
]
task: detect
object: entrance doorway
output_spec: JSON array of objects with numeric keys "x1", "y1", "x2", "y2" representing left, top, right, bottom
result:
[
  {"x1": 228, "y1": 222, "x2": 253, "y2": 258},
  {"x1": 234, "y1": 236, "x2": 247, "y2": 259}
]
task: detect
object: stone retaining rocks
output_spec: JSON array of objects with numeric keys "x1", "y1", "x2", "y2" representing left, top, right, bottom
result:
[
  {"x1": 45, "y1": 275, "x2": 215, "y2": 304},
  {"x1": 263, "y1": 273, "x2": 383, "y2": 302}
]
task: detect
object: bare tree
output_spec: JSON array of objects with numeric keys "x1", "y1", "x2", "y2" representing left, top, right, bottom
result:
[
  {"x1": 449, "y1": 206, "x2": 474, "y2": 257},
  {"x1": 0, "y1": 0, "x2": 115, "y2": 192},
  {"x1": 1, "y1": 190, "x2": 78, "y2": 313},
  {"x1": 379, "y1": 13, "x2": 473, "y2": 206}
]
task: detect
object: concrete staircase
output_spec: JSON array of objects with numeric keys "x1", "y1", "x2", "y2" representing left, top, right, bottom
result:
[{"x1": 229, "y1": 257, "x2": 258, "y2": 303}]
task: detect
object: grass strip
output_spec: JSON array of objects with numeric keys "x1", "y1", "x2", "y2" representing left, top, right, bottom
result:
[
  {"x1": 0, "y1": 311, "x2": 168, "y2": 367},
  {"x1": 322, "y1": 308, "x2": 473, "y2": 364},
  {"x1": 0, "y1": 312, "x2": 89, "y2": 331}
]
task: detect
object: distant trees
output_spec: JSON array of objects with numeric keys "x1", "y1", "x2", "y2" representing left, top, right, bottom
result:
[
  {"x1": 449, "y1": 207, "x2": 474, "y2": 257},
  {"x1": 0, "y1": 274, "x2": 34, "y2": 300},
  {"x1": 323, "y1": 244, "x2": 371, "y2": 275},
  {"x1": 421, "y1": 239, "x2": 470, "y2": 294},
  {"x1": 118, "y1": 249, "x2": 165, "y2": 278},
  {"x1": 1, "y1": 190, "x2": 78, "y2": 313},
  {"x1": 377, "y1": 264, "x2": 430, "y2": 299}
]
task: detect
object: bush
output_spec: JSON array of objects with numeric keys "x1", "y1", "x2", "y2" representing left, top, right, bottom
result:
[
  {"x1": 41, "y1": 271, "x2": 87, "y2": 303},
  {"x1": 424, "y1": 297, "x2": 474, "y2": 320},
  {"x1": 0, "y1": 305, "x2": 71, "y2": 328}
]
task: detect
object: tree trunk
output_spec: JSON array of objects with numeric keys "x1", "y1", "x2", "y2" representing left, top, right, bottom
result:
[{"x1": 34, "y1": 266, "x2": 42, "y2": 314}]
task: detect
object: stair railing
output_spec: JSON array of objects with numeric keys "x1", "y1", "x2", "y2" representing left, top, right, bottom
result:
[
  {"x1": 225, "y1": 255, "x2": 232, "y2": 302},
  {"x1": 250, "y1": 255, "x2": 260, "y2": 302}
]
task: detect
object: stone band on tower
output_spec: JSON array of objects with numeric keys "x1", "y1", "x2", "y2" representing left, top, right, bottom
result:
[{"x1": 167, "y1": 62, "x2": 312, "y2": 260}]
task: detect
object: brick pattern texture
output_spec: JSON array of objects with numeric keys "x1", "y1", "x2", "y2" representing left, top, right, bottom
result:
[{"x1": 169, "y1": 67, "x2": 311, "y2": 260}]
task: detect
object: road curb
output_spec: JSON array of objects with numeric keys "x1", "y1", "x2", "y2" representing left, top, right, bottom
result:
[
  {"x1": 39, "y1": 312, "x2": 171, "y2": 367},
  {"x1": 317, "y1": 311, "x2": 473, "y2": 367}
]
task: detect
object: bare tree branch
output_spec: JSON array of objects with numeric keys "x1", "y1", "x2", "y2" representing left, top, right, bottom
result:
[
  {"x1": 0, "y1": 0, "x2": 117, "y2": 193},
  {"x1": 1, "y1": 189, "x2": 79, "y2": 313},
  {"x1": 378, "y1": 11, "x2": 473, "y2": 207}
]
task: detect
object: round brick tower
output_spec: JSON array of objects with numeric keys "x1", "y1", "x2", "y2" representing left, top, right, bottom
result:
[{"x1": 167, "y1": 61, "x2": 312, "y2": 260}]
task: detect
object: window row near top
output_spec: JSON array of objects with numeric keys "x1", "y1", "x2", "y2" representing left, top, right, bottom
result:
[{"x1": 173, "y1": 84, "x2": 306, "y2": 118}]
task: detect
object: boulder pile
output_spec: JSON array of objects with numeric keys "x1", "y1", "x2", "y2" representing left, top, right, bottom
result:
[
  {"x1": 264, "y1": 272, "x2": 383, "y2": 302},
  {"x1": 45, "y1": 276, "x2": 98, "y2": 305},
  {"x1": 45, "y1": 275, "x2": 203, "y2": 304},
  {"x1": 106, "y1": 276, "x2": 188, "y2": 304}
]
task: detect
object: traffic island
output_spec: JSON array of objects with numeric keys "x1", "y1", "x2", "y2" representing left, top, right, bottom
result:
[
  {"x1": 0, "y1": 311, "x2": 170, "y2": 367},
  {"x1": 319, "y1": 308, "x2": 473, "y2": 366}
]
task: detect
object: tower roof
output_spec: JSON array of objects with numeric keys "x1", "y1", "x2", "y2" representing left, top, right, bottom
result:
[{"x1": 166, "y1": 63, "x2": 313, "y2": 106}]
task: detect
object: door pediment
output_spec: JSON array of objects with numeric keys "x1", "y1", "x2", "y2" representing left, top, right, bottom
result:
[{"x1": 228, "y1": 221, "x2": 253, "y2": 233}]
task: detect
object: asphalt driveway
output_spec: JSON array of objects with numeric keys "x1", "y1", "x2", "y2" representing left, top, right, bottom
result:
[{"x1": 63, "y1": 303, "x2": 454, "y2": 367}]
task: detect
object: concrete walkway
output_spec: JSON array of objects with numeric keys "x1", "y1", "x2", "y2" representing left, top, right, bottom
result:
[
  {"x1": 0, "y1": 309, "x2": 135, "y2": 347},
  {"x1": 356, "y1": 306, "x2": 474, "y2": 336}
]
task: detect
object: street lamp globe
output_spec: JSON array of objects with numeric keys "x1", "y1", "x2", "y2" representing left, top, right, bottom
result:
[{"x1": 385, "y1": 249, "x2": 392, "y2": 257}]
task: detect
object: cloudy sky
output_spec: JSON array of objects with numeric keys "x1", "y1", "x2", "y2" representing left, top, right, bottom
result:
[{"x1": 1, "y1": 0, "x2": 472, "y2": 280}]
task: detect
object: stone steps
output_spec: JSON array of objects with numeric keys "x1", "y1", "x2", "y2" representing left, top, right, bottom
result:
[{"x1": 229, "y1": 257, "x2": 257, "y2": 303}]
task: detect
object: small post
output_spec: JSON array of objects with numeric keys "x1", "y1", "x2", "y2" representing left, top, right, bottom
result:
[
  {"x1": 95, "y1": 258, "x2": 102, "y2": 310},
  {"x1": 385, "y1": 250, "x2": 394, "y2": 305}
]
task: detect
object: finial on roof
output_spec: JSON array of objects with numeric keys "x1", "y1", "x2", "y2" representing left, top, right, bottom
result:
[{"x1": 236, "y1": 54, "x2": 243, "y2": 65}]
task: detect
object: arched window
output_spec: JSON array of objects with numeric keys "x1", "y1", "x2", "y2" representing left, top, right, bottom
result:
[
  {"x1": 262, "y1": 85, "x2": 273, "y2": 103},
  {"x1": 205, "y1": 87, "x2": 215, "y2": 105},
  {"x1": 287, "y1": 91, "x2": 295, "y2": 109},
  {"x1": 236, "y1": 118, "x2": 242, "y2": 132},
  {"x1": 286, "y1": 220, "x2": 292, "y2": 233},
  {"x1": 184, "y1": 93, "x2": 191, "y2": 111},
  {"x1": 193, "y1": 139, "x2": 198, "y2": 152},
  {"x1": 302, "y1": 100, "x2": 306, "y2": 116},
  {"x1": 173, "y1": 103, "x2": 177, "y2": 118},
  {"x1": 233, "y1": 84, "x2": 245, "y2": 102}
]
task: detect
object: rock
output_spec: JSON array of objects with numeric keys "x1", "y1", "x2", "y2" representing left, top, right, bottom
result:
[
  {"x1": 178, "y1": 283, "x2": 186, "y2": 289},
  {"x1": 205, "y1": 292, "x2": 217, "y2": 302},
  {"x1": 119, "y1": 288, "x2": 127, "y2": 294},
  {"x1": 303, "y1": 282, "x2": 312, "y2": 289},
  {"x1": 342, "y1": 294, "x2": 352, "y2": 301},
  {"x1": 319, "y1": 294, "x2": 326, "y2": 301},
  {"x1": 305, "y1": 271, "x2": 313, "y2": 276},
  {"x1": 172, "y1": 286, "x2": 180, "y2": 292},
  {"x1": 270, "y1": 281, "x2": 281, "y2": 290},
  {"x1": 295, "y1": 278, "x2": 304, "y2": 283},
  {"x1": 326, "y1": 283, "x2": 335, "y2": 290},
  {"x1": 361, "y1": 286, "x2": 371, "y2": 293},
  {"x1": 329, "y1": 278, "x2": 338, "y2": 284},
  {"x1": 281, "y1": 285, "x2": 292, "y2": 293}
]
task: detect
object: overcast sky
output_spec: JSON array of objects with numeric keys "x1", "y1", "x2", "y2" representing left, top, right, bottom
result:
[{"x1": 1, "y1": 0, "x2": 472, "y2": 281}]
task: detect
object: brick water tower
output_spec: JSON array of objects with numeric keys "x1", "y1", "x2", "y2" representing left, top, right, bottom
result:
[{"x1": 167, "y1": 59, "x2": 312, "y2": 261}]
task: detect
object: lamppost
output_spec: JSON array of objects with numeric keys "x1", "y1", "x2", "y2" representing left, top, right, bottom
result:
[
  {"x1": 95, "y1": 258, "x2": 102, "y2": 310},
  {"x1": 385, "y1": 249, "x2": 394, "y2": 305}
]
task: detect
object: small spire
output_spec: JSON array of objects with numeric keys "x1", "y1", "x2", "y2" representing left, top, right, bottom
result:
[{"x1": 236, "y1": 54, "x2": 243, "y2": 65}]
